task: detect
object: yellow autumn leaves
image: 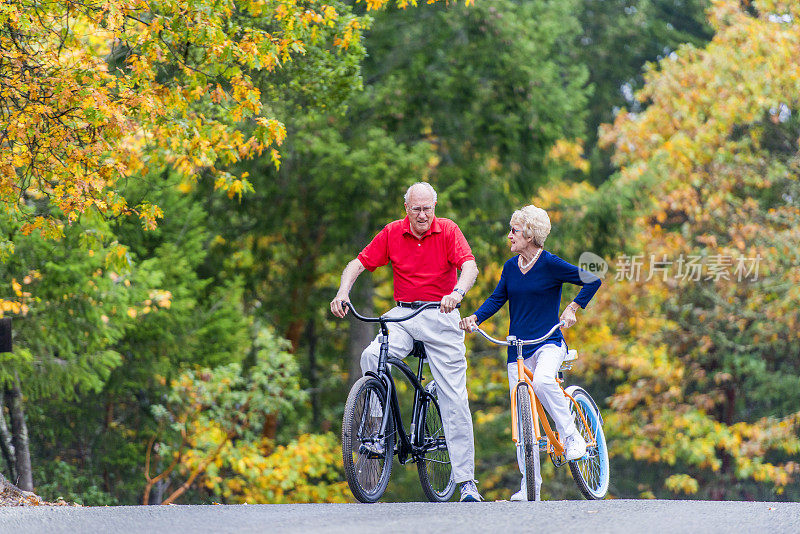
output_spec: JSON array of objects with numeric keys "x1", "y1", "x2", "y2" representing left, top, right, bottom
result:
[{"x1": 0, "y1": 1, "x2": 361, "y2": 238}]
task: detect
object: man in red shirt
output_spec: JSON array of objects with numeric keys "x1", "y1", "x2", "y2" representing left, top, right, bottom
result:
[{"x1": 331, "y1": 182, "x2": 482, "y2": 502}]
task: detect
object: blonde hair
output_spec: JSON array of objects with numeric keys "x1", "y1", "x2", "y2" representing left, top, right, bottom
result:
[{"x1": 510, "y1": 205, "x2": 551, "y2": 247}]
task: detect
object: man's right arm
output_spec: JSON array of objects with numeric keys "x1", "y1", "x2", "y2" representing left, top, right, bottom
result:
[{"x1": 330, "y1": 258, "x2": 366, "y2": 318}]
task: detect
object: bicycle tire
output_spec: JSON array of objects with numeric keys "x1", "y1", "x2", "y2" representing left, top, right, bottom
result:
[
  {"x1": 342, "y1": 376, "x2": 395, "y2": 503},
  {"x1": 515, "y1": 383, "x2": 537, "y2": 501},
  {"x1": 416, "y1": 381, "x2": 455, "y2": 502},
  {"x1": 567, "y1": 388, "x2": 610, "y2": 499}
]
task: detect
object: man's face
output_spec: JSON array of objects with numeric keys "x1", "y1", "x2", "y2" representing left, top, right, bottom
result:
[{"x1": 404, "y1": 188, "x2": 436, "y2": 237}]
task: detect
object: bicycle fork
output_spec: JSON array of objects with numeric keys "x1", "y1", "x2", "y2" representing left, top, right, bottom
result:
[
  {"x1": 509, "y1": 342, "x2": 546, "y2": 449},
  {"x1": 376, "y1": 333, "x2": 393, "y2": 440}
]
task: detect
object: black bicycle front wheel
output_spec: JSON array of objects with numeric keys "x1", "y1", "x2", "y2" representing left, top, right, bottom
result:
[
  {"x1": 416, "y1": 381, "x2": 455, "y2": 502},
  {"x1": 516, "y1": 383, "x2": 537, "y2": 501},
  {"x1": 342, "y1": 376, "x2": 395, "y2": 503}
]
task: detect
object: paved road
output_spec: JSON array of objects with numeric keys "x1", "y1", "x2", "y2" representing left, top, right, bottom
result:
[{"x1": 0, "y1": 500, "x2": 798, "y2": 534}]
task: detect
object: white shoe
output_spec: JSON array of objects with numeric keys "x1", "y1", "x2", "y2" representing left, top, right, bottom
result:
[
  {"x1": 510, "y1": 487, "x2": 527, "y2": 501},
  {"x1": 564, "y1": 433, "x2": 587, "y2": 461},
  {"x1": 459, "y1": 480, "x2": 483, "y2": 502},
  {"x1": 510, "y1": 479, "x2": 540, "y2": 501}
]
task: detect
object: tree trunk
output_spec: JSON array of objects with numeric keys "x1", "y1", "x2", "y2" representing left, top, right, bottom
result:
[
  {"x1": 0, "y1": 391, "x2": 17, "y2": 482},
  {"x1": 724, "y1": 385, "x2": 736, "y2": 426},
  {"x1": 262, "y1": 413, "x2": 278, "y2": 444},
  {"x1": 153, "y1": 477, "x2": 168, "y2": 505},
  {"x1": 348, "y1": 277, "x2": 375, "y2": 387},
  {"x1": 5, "y1": 376, "x2": 32, "y2": 491}
]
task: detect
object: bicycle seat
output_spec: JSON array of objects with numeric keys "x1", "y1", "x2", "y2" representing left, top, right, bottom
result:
[
  {"x1": 410, "y1": 341, "x2": 427, "y2": 360},
  {"x1": 559, "y1": 350, "x2": 578, "y2": 372}
]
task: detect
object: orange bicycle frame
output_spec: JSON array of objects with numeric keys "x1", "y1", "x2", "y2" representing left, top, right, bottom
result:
[{"x1": 509, "y1": 359, "x2": 596, "y2": 458}]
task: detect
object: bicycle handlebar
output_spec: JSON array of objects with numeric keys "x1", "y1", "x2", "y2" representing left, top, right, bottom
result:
[
  {"x1": 344, "y1": 301, "x2": 457, "y2": 323},
  {"x1": 470, "y1": 321, "x2": 565, "y2": 346}
]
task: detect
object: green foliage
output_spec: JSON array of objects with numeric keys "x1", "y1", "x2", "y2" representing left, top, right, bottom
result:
[
  {"x1": 155, "y1": 326, "x2": 306, "y2": 437},
  {"x1": 113, "y1": 173, "x2": 252, "y2": 376},
  {"x1": 0, "y1": 214, "x2": 136, "y2": 399},
  {"x1": 577, "y1": 0, "x2": 713, "y2": 185},
  {"x1": 21, "y1": 171, "x2": 256, "y2": 503},
  {"x1": 564, "y1": 0, "x2": 800, "y2": 499},
  {"x1": 34, "y1": 460, "x2": 119, "y2": 506},
  {"x1": 362, "y1": 0, "x2": 590, "y2": 231},
  {"x1": 9, "y1": 0, "x2": 799, "y2": 507},
  {"x1": 149, "y1": 326, "x2": 322, "y2": 504}
]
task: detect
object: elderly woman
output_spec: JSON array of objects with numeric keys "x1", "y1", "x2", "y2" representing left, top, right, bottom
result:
[{"x1": 459, "y1": 205, "x2": 601, "y2": 501}]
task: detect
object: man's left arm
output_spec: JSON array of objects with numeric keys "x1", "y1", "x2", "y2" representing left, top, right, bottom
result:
[{"x1": 441, "y1": 259, "x2": 478, "y2": 313}]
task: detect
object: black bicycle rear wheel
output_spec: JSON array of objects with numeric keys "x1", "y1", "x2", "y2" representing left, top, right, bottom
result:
[
  {"x1": 342, "y1": 376, "x2": 395, "y2": 503},
  {"x1": 416, "y1": 381, "x2": 455, "y2": 502},
  {"x1": 516, "y1": 383, "x2": 537, "y2": 501}
]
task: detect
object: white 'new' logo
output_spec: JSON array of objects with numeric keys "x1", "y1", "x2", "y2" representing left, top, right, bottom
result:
[{"x1": 578, "y1": 251, "x2": 608, "y2": 283}]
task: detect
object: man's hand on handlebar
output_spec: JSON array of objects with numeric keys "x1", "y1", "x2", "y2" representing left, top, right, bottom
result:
[
  {"x1": 440, "y1": 291, "x2": 462, "y2": 314},
  {"x1": 459, "y1": 314, "x2": 478, "y2": 332},
  {"x1": 330, "y1": 293, "x2": 351, "y2": 318}
]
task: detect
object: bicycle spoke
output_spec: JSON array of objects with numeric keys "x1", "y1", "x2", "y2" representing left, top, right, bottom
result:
[
  {"x1": 566, "y1": 393, "x2": 609, "y2": 499},
  {"x1": 342, "y1": 377, "x2": 394, "y2": 502},
  {"x1": 417, "y1": 387, "x2": 455, "y2": 502}
]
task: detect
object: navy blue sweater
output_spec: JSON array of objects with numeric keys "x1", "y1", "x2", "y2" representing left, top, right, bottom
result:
[{"x1": 473, "y1": 251, "x2": 601, "y2": 362}]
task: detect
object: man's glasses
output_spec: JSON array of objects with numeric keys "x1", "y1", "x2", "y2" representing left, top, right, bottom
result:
[{"x1": 409, "y1": 206, "x2": 434, "y2": 214}]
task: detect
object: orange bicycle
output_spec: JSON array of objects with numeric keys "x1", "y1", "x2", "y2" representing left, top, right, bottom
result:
[{"x1": 470, "y1": 322, "x2": 609, "y2": 500}]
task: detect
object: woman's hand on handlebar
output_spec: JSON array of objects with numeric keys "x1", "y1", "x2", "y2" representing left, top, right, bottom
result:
[
  {"x1": 560, "y1": 306, "x2": 577, "y2": 328},
  {"x1": 459, "y1": 314, "x2": 479, "y2": 332},
  {"x1": 330, "y1": 293, "x2": 351, "y2": 318}
]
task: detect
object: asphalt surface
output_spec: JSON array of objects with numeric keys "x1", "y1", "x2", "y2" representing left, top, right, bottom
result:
[{"x1": 0, "y1": 500, "x2": 798, "y2": 534}]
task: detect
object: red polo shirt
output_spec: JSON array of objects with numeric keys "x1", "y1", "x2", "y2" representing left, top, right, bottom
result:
[{"x1": 357, "y1": 216, "x2": 475, "y2": 302}]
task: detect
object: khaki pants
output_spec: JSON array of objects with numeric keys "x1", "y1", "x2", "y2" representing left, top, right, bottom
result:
[{"x1": 361, "y1": 306, "x2": 475, "y2": 484}]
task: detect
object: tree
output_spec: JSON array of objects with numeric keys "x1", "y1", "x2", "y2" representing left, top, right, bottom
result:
[
  {"x1": 144, "y1": 327, "x2": 348, "y2": 504},
  {"x1": 0, "y1": 212, "x2": 140, "y2": 491},
  {"x1": 0, "y1": 0, "x2": 393, "y2": 246},
  {"x1": 198, "y1": 0, "x2": 594, "y2": 447},
  {"x1": 575, "y1": 0, "x2": 713, "y2": 187},
  {"x1": 361, "y1": 0, "x2": 589, "y2": 219},
  {"x1": 557, "y1": 0, "x2": 800, "y2": 499},
  {"x1": 24, "y1": 172, "x2": 252, "y2": 503},
  {"x1": 1, "y1": 0, "x2": 469, "y2": 500}
]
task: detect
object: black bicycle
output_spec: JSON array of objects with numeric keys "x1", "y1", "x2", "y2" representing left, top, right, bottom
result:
[{"x1": 341, "y1": 302, "x2": 455, "y2": 503}]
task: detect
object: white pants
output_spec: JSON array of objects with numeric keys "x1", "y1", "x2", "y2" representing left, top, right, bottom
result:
[
  {"x1": 361, "y1": 306, "x2": 475, "y2": 484},
  {"x1": 506, "y1": 341, "x2": 575, "y2": 495}
]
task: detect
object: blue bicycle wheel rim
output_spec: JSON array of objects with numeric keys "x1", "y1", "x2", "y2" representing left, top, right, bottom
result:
[{"x1": 574, "y1": 397, "x2": 609, "y2": 497}]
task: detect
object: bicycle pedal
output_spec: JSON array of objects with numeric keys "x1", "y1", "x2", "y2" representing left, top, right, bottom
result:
[{"x1": 358, "y1": 443, "x2": 386, "y2": 459}]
